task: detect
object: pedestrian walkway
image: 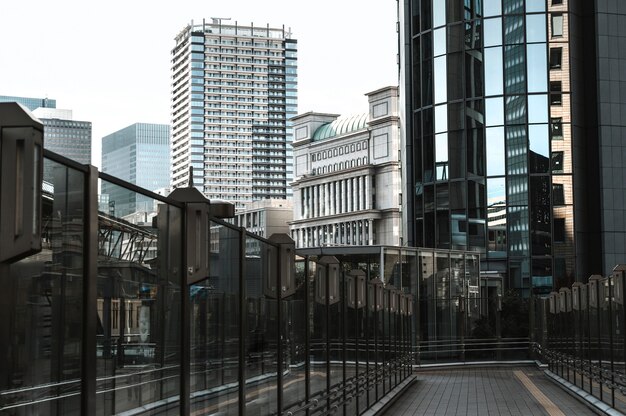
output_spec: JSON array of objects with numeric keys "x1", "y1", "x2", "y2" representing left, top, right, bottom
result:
[{"x1": 383, "y1": 367, "x2": 597, "y2": 416}]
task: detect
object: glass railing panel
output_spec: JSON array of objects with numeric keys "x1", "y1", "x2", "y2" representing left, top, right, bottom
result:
[
  {"x1": 244, "y1": 236, "x2": 278, "y2": 415},
  {"x1": 188, "y1": 221, "x2": 240, "y2": 415},
  {"x1": 95, "y1": 179, "x2": 182, "y2": 415},
  {"x1": 0, "y1": 158, "x2": 85, "y2": 415},
  {"x1": 281, "y1": 256, "x2": 308, "y2": 412}
]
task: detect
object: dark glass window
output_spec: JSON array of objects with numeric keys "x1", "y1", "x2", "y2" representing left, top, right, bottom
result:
[
  {"x1": 550, "y1": 81, "x2": 562, "y2": 105},
  {"x1": 412, "y1": 0, "x2": 421, "y2": 35},
  {"x1": 554, "y1": 218, "x2": 566, "y2": 242},
  {"x1": 551, "y1": 151, "x2": 564, "y2": 172},
  {"x1": 552, "y1": 184, "x2": 565, "y2": 205},
  {"x1": 550, "y1": 48, "x2": 562, "y2": 69},
  {"x1": 421, "y1": 0, "x2": 432, "y2": 31},
  {"x1": 552, "y1": 0, "x2": 563, "y2": 5},
  {"x1": 550, "y1": 117, "x2": 563, "y2": 139}
]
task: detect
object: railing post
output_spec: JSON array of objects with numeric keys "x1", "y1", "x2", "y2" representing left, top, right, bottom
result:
[
  {"x1": 82, "y1": 165, "x2": 98, "y2": 415},
  {"x1": 268, "y1": 233, "x2": 296, "y2": 414}
]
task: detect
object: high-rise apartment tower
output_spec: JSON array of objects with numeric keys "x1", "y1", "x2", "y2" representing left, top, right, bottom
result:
[{"x1": 171, "y1": 19, "x2": 297, "y2": 210}]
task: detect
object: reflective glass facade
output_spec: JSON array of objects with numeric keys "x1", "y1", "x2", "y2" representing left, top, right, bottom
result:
[
  {"x1": 101, "y1": 123, "x2": 171, "y2": 217},
  {"x1": 401, "y1": 0, "x2": 585, "y2": 294}
]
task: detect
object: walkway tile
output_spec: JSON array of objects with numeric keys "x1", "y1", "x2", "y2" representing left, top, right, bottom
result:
[{"x1": 383, "y1": 367, "x2": 596, "y2": 416}]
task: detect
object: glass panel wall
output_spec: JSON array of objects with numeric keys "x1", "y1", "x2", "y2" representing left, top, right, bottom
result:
[
  {"x1": 96, "y1": 180, "x2": 182, "y2": 415},
  {"x1": 0, "y1": 159, "x2": 85, "y2": 415}
]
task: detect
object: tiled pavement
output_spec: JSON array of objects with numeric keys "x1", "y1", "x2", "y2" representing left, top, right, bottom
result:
[{"x1": 383, "y1": 367, "x2": 597, "y2": 416}]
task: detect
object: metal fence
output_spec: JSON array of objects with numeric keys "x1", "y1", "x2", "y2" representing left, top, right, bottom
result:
[
  {"x1": 531, "y1": 266, "x2": 626, "y2": 413},
  {"x1": 0, "y1": 150, "x2": 412, "y2": 415}
]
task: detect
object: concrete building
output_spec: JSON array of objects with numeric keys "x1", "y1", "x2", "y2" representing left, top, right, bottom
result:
[
  {"x1": 170, "y1": 19, "x2": 297, "y2": 210},
  {"x1": 399, "y1": 0, "x2": 626, "y2": 293},
  {"x1": 289, "y1": 86, "x2": 401, "y2": 248},
  {"x1": 101, "y1": 123, "x2": 170, "y2": 217},
  {"x1": 233, "y1": 199, "x2": 293, "y2": 239}
]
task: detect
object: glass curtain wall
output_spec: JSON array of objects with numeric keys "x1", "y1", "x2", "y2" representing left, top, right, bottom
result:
[{"x1": 407, "y1": 0, "x2": 575, "y2": 295}]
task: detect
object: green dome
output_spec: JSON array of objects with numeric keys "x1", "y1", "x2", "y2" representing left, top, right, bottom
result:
[{"x1": 312, "y1": 113, "x2": 368, "y2": 141}]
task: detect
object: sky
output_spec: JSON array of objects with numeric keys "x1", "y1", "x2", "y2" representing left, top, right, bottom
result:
[{"x1": 0, "y1": 1, "x2": 398, "y2": 168}]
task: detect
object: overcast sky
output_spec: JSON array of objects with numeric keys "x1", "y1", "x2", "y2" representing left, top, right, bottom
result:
[{"x1": 0, "y1": 1, "x2": 398, "y2": 168}]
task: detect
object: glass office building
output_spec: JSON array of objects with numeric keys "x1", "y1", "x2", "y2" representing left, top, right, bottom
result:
[
  {"x1": 171, "y1": 19, "x2": 297, "y2": 210},
  {"x1": 400, "y1": 0, "x2": 626, "y2": 294},
  {"x1": 101, "y1": 123, "x2": 171, "y2": 217}
]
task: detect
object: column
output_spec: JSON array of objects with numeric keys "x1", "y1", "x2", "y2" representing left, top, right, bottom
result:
[
  {"x1": 330, "y1": 182, "x2": 335, "y2": 215},
  {"x1": 365, "y1": 175, "x2": 371, "y2": 210},
  {"x1": 340, "y1": 180, "x2": 344, "y2": 213},
  {"x1": 360, "y1": 176, "x2": 366, "y2": 211},
  {"x1": 347, "y1": 178, "x2": 352, "y2": 212},
  {"x1": 368, "y1": 219, "x2": 374, "y2": 245}
]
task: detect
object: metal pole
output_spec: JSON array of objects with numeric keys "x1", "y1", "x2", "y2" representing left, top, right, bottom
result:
[
  {"x1": 81, "y1": 165, "x2": 98, "y2": 415},
  {"x1": 238, "y1": 227, "x2": 246, "y2": 416}
]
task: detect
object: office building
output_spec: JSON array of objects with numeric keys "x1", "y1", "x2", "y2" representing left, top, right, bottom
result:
[
  {"x1": 0, "y1": 94, "x2": 56, "y2": 111},
  {"x1": 32, "y1": 107, "x2": 91, "y2": 165},
  {"x1": 101, "y1": 123, "x2": 170, "y2": 217},
  {"x1": 400, "y1": 0, "x2": 626, "y2": 293},
  {"x1": 0, "y1": 96, "x2": 90, "y2": 165},
  {"x1": 290, "y1": 86, "x2": 402, "y2": 248},
  {"x1": 171, "y1": 19, "x2": 297, "y2": 210},
  {"x1": 233, "y1": 198, "x2": 293, "y2": 240}
]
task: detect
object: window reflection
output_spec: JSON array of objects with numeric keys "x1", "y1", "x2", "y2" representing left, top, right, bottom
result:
[
  {"x1": 484, "y1": 0, "x2": 502, "y2": 17},
  {"x1": 483, "y1": 18, "x2": 502, "y2": 48},
  {"x1": 526, "y1": 14, "x2": 547, "y2": 43},
  {"x1": 526, "y1": 0, "x2": 546, "y2": 12},
  {"x1": 486, "y1": 127, "x2": 505, "y2": 176},
  {"x1": 529, "y1": 124, "x2": 550, "y2": 173},
  {"x1": 527, "y1": 43, "x2": 548, "y2": 93},
  {"x1": 433, "y1": 0, "x2": 446, "y2": 28},
  {"x1": 434, "y1": 27, "x2": 447, "y2": 57},
  {"x1": 434, "y1": 56, "x2": 448, "y2": 103},
  {"x1": 528, "y1": 94, "x2": 548, "y2": 123},
  {"x1": 485, "y1": 97, "x2": 504, "y2": 126},
  {"x1": 435, "y1": 133, "x2": 448, "y2": 181},
  {"x1": 504, "y1": 15, "x2": 524, "y2": 45},
  {"x1": 484, "y1": 47, "x2": 503, "y2": 96},
  {"x1": 504, "y1": 46, "x2": 526, "y2": 94},
  {"x1": 435, "y1": 104, "x2": 448, "y2": 133}
]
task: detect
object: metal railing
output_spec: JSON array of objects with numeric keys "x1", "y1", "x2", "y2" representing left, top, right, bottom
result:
[{"x1": 531, "y1": 266, "x2": 626, "y2": 414}]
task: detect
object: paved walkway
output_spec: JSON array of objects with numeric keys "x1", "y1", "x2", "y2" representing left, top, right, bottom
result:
[{"x1": 384, "y1": 367, "x2": 596, "y2": 416}]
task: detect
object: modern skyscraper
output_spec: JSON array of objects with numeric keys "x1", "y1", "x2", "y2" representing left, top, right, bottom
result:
[
  {"x1": 101, "y1": 123, "x2": 171, "y2": 217},
  {"x1": 32, "y1": 107, "x2": 92, "y2": 165},
  {"x1": 399, "y1": 0, "x2": 626, "y2": 294},
  {"x1": 170, "y1": 19, "x2": 297, "y2": 210}
]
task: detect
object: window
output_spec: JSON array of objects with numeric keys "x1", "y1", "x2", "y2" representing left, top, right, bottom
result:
[
  {"x1": 550, "y1": 48, "x2": 562, "y2": 69},
  {"x1": 550, "y1": 81, "x2": 562, "y2": 105},
  {"x1": 552, "y1": 184, "x2": 565, "y2": 205},
  {"x1": 551, "y1": 13, "x2": 563, "y2": 37},
  {"x1": 552, "y1": 0, "x2": 562, "y2": 4},
  {"x1": 550, "y1": 118, "x2": 563, "y2": 140},
  {"x1": 551, "y1": 151, "x2": 564, "y2": 172},
  {"x1": 554, "y1": 218, "x2": 565, "y2": 242}
]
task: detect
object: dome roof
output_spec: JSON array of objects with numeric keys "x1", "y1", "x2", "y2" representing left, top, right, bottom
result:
[{"x1": 312, "y1": 113, "x2": 368, "y2": 141}]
